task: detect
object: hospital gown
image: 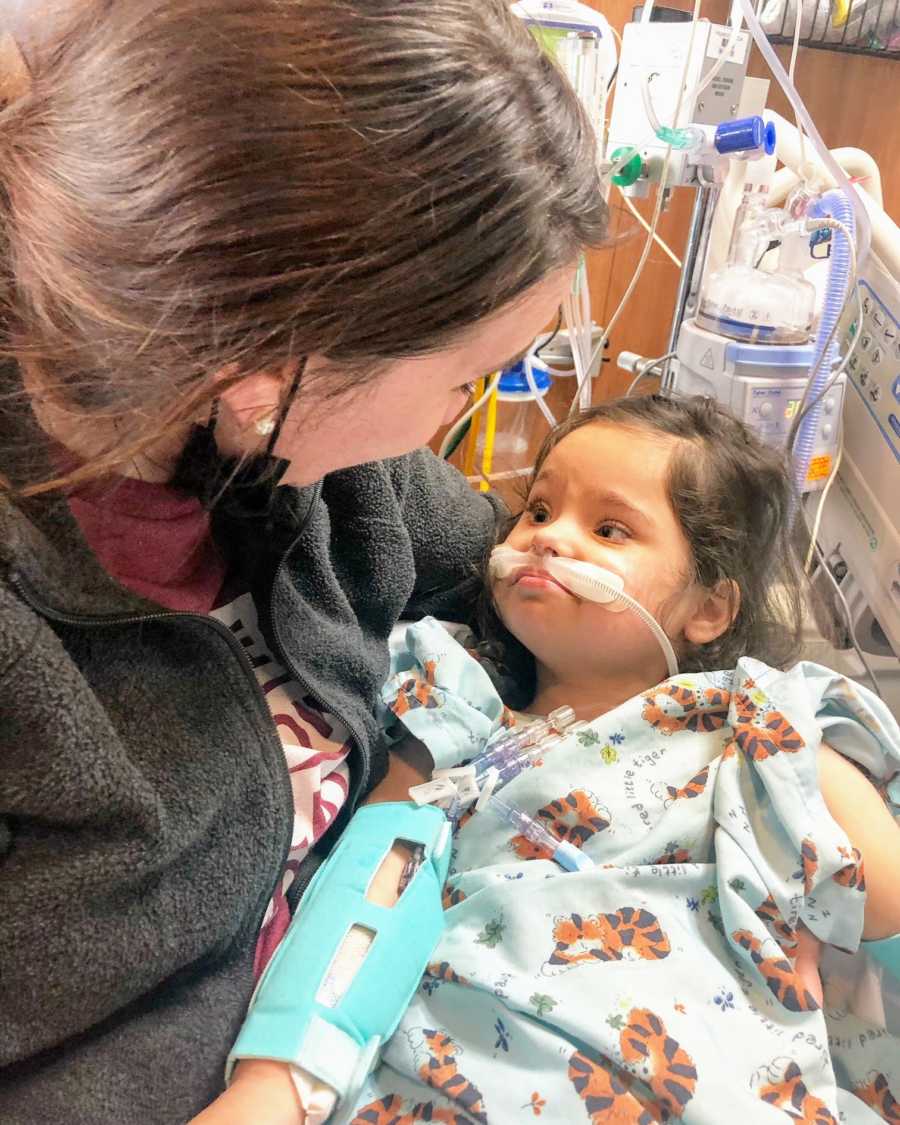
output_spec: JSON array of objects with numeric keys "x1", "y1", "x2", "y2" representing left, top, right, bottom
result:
[{"x1": 349, "y1": 618, "x2": 900, "y2": 1125}]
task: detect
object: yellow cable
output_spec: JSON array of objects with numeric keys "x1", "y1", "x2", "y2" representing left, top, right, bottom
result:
[
  {"x1": 463, "y1": 377, "x2": 485, "y2": 477},
  {"x1": 479, "y1": 378, "x2": 500, "y2": 492}
]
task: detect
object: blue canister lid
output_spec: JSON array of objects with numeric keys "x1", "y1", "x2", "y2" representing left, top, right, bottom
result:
[
  {"x1": 715, "y1": 116, "x2": 776, "y2": 157},
  {"x1": 725, "y1": 340, "x2": 818, "y2": 367},
  {"x1": 498, "y1": 358, "x2": 553, "y2": 397}
]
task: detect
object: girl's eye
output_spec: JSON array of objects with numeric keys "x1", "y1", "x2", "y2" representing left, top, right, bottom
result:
[
  {"x1": 526, "y1": 501, "x2": 550, "y2": 524},
  {"x1": 596, "y1": 521, "x2": 629, "y2": 542}
]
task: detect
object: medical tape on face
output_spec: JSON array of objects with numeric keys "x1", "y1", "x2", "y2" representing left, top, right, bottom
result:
[{"x1": 490, "y1": 545, "x2": 679, "y2": 677}]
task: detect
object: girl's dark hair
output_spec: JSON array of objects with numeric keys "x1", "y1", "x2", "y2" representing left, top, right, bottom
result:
[
  {"x1": 0, "y1": 0, "x2": 608, "y2": 495},
  {"x1": 479, "y1": 394, "x2": 806, "y2": 697}
]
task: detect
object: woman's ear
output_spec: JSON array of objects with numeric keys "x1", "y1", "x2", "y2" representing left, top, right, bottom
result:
[
  {"x1": 683, "y1": 579, "x2": 740, "y2": 646},
  {"x1": 213, "y1": 370, "x2": 285, "y2": 457},
  {"x1": 0, "y1": 33, "x2": 32, "y2": 107}
]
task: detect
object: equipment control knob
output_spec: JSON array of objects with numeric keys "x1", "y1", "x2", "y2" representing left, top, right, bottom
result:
[
  {"x1": 822, "y1": 423, "x2": 833, "y2": 440},
  {"x1": 759, "y1": 402, "x2": 773, "y2": 418},
  {"x1": 824, "y1": 398, "x2": 835, "y2": 414}
]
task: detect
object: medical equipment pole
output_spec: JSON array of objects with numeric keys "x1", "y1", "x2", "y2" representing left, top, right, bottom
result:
[{"x1": 664, "y1": 185, "x2": 720, "y2": 389}]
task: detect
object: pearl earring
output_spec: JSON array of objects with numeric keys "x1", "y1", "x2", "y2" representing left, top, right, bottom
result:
[{"x1": 254, "y1": 415, "x2": 276, "y2": 437}]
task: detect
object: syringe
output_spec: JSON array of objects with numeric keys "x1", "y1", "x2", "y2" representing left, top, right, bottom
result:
[{"x1": 488, "y1": 794, "x2": 594, "y2": 873}]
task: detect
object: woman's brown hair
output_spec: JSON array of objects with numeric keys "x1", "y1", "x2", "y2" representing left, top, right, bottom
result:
[{"x1": 0, "y1": 0, "x2": 608, "y2": 494}]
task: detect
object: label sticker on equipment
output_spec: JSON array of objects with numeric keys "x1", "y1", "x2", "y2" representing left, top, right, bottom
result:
[
  {"x1": 806, "y1": 455, "x2": 832, "y2": 482},
  {"x1": 706, "y1": 29, "x2": 749, "y2": 63},
  {"x1": 700, "y1": 348, "x2": 715, "y2": 370}
]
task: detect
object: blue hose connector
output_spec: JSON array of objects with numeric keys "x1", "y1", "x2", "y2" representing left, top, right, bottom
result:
[{"x1": 714, "y1": 116, "x2": 776, "y2": 156}]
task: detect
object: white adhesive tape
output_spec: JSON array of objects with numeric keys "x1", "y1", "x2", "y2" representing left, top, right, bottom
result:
[{"x1": 408, "y1": 777, "x2": 459, "y2": 806}]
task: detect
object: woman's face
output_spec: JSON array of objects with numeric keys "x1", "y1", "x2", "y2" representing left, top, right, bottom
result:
[
  {"x1": 270, "y1": 268, "x2": 572, "y2": 485},
  {"x1": 493, "y1": 422, "x2": 702, "y2": 685}
]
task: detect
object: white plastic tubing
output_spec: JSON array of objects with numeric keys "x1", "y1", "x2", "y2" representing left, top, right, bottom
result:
[
  {"x1": 792, "y1": 191, "x2": 854, "y2": 497},
  {"x1": 734, "y1": 0, "x2": 872, "y2": 269}
]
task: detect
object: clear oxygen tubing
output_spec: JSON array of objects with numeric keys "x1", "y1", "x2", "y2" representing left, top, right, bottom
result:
[
  {"x1": 438, "y1": 373, "x2": 501, "y2": 460},
  {"x1": 490, "y1": 546, "x2": 680, "y2": 678},
  {"x1": 734, "y1": 0, "x2": 871, "y2": 270},
  {"x1": 790, "y1": 193, "x2": 855, "y2": 501},
  {"x1": 524, "y1": 354, "x2": 558, "y2": 428}
]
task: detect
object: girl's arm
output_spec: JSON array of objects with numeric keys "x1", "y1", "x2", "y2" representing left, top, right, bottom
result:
[
  {"x1": 817, "y1": 742, "x2": 900, "y2": 940},
  {"x1": 190, "y1": 1061, "x2": 307, "y2": 1125}
]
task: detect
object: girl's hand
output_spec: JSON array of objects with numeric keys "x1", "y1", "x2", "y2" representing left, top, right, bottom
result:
[
  {"x1": 189, "y1": 1060, "x2": 306, "y2": 1125},
  {"x1": 818, "y1": 743, "x2": 900, "y2": 941}
]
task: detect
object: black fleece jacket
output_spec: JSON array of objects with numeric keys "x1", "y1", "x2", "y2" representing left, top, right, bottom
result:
[{"x1": 0, "y1": 444, "x2": 501, "y2": 1124}]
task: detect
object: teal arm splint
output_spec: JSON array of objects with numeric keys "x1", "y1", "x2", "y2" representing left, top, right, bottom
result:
[
  {"x1": 227, "y1": 801, "x2": 452, "y2": 1113},
  {"x1": 864, "y1": 933, "x2": 900, "y2": 980}
]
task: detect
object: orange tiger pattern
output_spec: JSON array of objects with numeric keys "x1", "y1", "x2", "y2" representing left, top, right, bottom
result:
[
  {"x1": 653, "y1": 848, "x2": 691, "y2": 865},
  {"x1": 545, "y1": 908, "x2": 671, "y2": 972},
  {"x1": 424, "y1": 961, "x2": 469, "y2": 988},
  {"x1": 511, "y1": 789, "x2": 610, "y2": 860},
  {"x1": 754, "y1": 895, "x2": 799, "y2": 957},
  {"x1": 665, "y1": 765, "x2": 710, "y2": 802},
  {"x1": 351, "y1": 1094, "x2": 464, "y2": 1125},
  {"x1": 855, "y1": 1072, "x2": 900, "y2": 1123},
  {"x1": 416, "y1": 1030, "x2": 487, "y2": 1124},
  {"x1": 441, "y1": 885, "x2": 467, "y2": 910},
  {"x1": 756, "y1": 1058, "x2": 838, "y2": 1125},
  {"x1": 619, "y1": 1008, "x2": 698, "y2": 1120},
  {"x1": 390, "y1": 659, "x2": 441, "y2": 717},
  {"x1": 568, "y1": 1049, "x2": 661, "y2": 1124},
  {"x1": 641, "y1": 684, "x2": 731, "y2": 735},
  {"x1": 799, "y1": 838, "x2": 819, "y2": 894},
  {"x1": 834, "y1": 846, "x2": 866, "y2": 892},
  {"x1": 732, "y1": 930, "x2": 819, "y2": 1011},
  {"x1": 731, "y1": 691, "x2": 805, "y2": 761}
]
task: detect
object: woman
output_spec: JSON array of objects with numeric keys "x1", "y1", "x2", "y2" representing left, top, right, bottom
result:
[{"x1": 0, "y1": 0, "x2": 607, "y2": 1121}]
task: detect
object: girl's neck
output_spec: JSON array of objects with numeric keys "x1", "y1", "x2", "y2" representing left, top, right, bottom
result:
[{"x1": 529, "y1": 664, "x2": 661, "y2": 723}]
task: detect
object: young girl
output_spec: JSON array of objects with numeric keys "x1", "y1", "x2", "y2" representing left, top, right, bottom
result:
[{"x1": 232, "y1": 396, "x2": 900, "y2": 1123}]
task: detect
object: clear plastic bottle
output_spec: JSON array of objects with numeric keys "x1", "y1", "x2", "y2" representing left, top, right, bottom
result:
[
  {"x1": 476, "y1": 360, "x2": 553, "y2": 481},
  {"x1": 697, "y1": 183, "x2": 816, "y2": 345}
]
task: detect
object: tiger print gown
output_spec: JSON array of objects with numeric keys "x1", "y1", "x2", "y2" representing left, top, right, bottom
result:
[{"x1": 347, "y1": 618, "x2": 900, "y2": 1124}]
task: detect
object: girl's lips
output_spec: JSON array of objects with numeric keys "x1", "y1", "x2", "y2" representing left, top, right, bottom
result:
[{"x1": 512, "y1": 567, "x2": 571, "y2": 595}]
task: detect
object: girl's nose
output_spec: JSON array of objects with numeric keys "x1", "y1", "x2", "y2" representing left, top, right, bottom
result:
[{"x1": 530, "y1": 521, "x2": 577, "y2": 559}]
